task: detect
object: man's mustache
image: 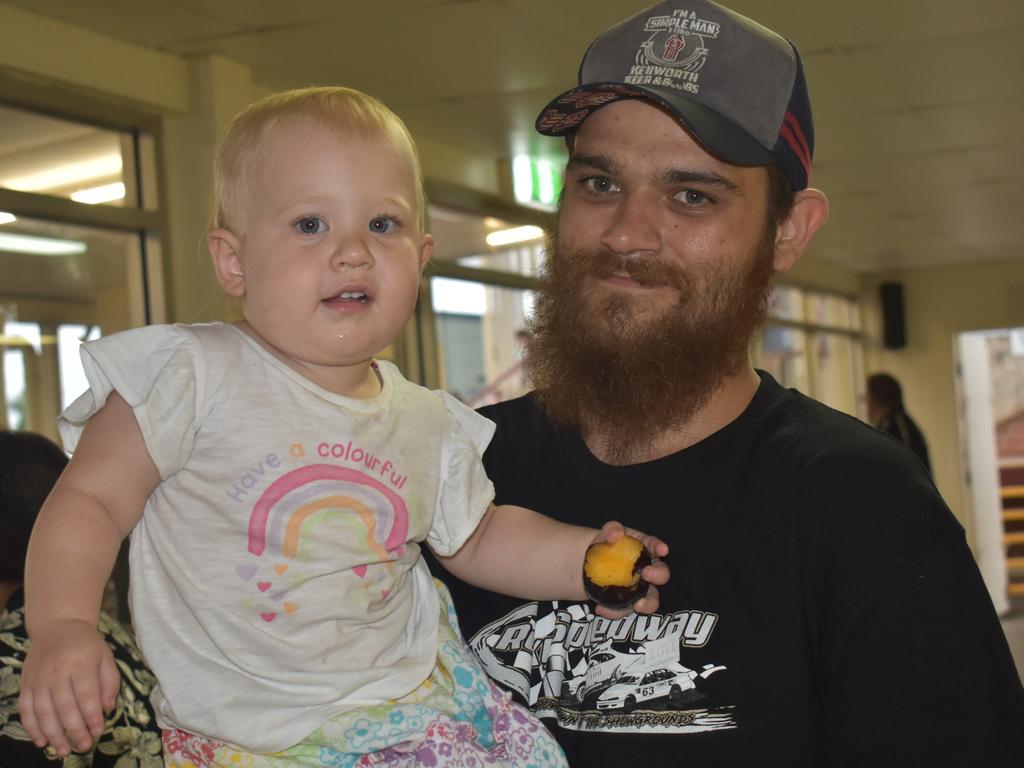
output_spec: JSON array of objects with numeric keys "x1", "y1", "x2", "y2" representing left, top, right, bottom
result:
[{"x1": 562, "y1": 248, "x2": 691, "y2": 291}]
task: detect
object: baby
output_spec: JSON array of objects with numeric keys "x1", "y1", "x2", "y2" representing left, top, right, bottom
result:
[{"x1": 18, "y1": 87, "x2": 668, "y2": 767}]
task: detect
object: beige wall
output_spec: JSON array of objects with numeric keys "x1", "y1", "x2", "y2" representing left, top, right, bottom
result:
[{"x1": 862, "y1": 261, "x2": 1024, "y2": 534}]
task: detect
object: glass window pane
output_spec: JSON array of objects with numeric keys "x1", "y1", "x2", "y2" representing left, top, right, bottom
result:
[
  {"x1": 755, "y1": 324, "x2": 809, "y2": 394},
  {"x1": 0, "y1": 215, "x2": 146, "y2": 440},
  {"x1": 769, "y1": 285, "x2": 805, "y2": 322},
  {"x1": 429, "y1": 204, "x2": 546, "y2": 277},
  {"x1": 0, "y1": 103, "x2": 139, "y2": 208},
  {"x1": 806, "y1": 291, "x2": 855, "y2": 330},
  {"x1": 808, "y1": 331, "x2": 863, "y2": 416},
  {"x1": 430, "y1": 277, "x2": 534, "y2": 406}
]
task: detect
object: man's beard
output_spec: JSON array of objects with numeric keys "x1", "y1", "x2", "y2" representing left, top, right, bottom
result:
[{"x1": 524, "y1": 224, "x2": 776, "y2": 463}]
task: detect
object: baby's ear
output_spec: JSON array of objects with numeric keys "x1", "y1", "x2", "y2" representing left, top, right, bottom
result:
[
  {"x1": 208, "y1": 229, "x2": 246, "y2": 297},
  {"x1": 418, "y1": 232, "x2": 434, "y2": 274}
]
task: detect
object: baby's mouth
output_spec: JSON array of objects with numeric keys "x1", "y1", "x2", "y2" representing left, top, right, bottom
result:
[{"x1": 322, "y1": 290, "x2": 369, "y2": 305}]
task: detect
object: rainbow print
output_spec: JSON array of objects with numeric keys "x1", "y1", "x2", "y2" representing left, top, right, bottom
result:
[
  {"x1": 238, "y1": 464, "x2": 410, "y2": 621},
  {"x1": 248, "y1": 464, "x2": 409, "y2": 560}
]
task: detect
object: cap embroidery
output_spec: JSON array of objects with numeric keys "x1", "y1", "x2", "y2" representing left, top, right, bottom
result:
[
  {"x1": 624, "y1": 7, "x2": 720, "y2": 95},
  {"x1": 537, "y1": 87, "x2": 637, "y2": 134}
]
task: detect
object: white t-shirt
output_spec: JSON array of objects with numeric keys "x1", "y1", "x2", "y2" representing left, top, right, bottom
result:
[{"x1": 59, "y1": 323, "x2": 495, "y2": 752}]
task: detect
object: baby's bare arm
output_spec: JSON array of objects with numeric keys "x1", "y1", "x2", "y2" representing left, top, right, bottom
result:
[
  {"x1": 20, "y1": 392, "x2": 160, "y2": 756},
  {"x1": 435, "y1": 505, "x2": 670, "y2": 616}
]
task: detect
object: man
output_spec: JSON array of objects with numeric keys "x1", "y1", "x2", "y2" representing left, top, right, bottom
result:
[
  {"x1": 867, "y1": 371, "x2": 932, "y2": 474},
  {"x1": 427, "y1": 0, "x2": 1024, "y2": 764}
]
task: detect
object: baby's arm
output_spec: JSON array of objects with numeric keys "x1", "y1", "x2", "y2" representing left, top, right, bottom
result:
[
  {"x1": 436, "y1": 504, "x2": 669, "y2": 615},
  {"x1": 19, "y1": 392, "x2": 160, "y2": 757}
]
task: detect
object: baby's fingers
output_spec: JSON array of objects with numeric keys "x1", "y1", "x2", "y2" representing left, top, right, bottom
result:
[
  {"x1": 641, "y1": 558, "x2": 670, "y2": 587},
  {"x1": 17, "y1": 687, "x2": 47, "y2": 748},
  {"x1": 625, "y1": 528, "x2": 670, "y2": 559},
  {"x1": 53, "y1": 675, "x2": 98, "y2": 754},
  {"x1": 594, "y1": 520, "x2": 626, "y2": 544},
  {"x1": 71, "y1": 665, "x2": 112, "y2": 745},
  {"x1": 99, "y1": 651, "x2": 121, "y2": 712},
  {"x1": 20, "y1": 685, "x2": 77, "y2": 757},
  {"x1": 632, "y1": 583, "x2": 662, "y2": 615}
]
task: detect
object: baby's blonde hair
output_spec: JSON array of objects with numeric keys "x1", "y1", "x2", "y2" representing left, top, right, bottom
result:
[{"x1": 210, "y1": 86, "x2": 426, "y2": 234}]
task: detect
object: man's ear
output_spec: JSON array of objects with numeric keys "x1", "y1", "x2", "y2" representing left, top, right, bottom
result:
[
  {"x1": 418, "y1": 232, "x2": 434, "y2": 275},
  {"x1": 773, "y1": 188, "x2": 829, "y2": 274},
  {"x1": 208, "y1": 228, "x2": 246, "y2": 297}
]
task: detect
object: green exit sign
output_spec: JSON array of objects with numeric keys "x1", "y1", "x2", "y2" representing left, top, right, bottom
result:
[{"x1": 513, "y1": 155, "x2": 564, "y2": 208}]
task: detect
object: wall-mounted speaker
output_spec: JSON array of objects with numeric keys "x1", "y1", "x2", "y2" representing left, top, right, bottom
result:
[{"x1": 879, "y1": 281, "x2": 906, "y2": 350}]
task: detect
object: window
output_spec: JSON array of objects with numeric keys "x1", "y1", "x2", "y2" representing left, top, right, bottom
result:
[
  {"x1": 0, "y1": 100, "x2": 163, "y2": 442},
  {"x1": 756, "y1": 285, "x2": 864, "y2": 417},
  {"x1": 419, "y1": 202, "x2": 543, "y2": 406}
]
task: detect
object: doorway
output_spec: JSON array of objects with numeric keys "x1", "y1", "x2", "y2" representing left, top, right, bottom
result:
[{"x1": 956, "y1": 329, "x2": 1024, "y2": 615}]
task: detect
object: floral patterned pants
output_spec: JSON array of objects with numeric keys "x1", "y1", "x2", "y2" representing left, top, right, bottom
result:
[{"x1": 162, "y1": 582, "x2": 565, "y2": 768}]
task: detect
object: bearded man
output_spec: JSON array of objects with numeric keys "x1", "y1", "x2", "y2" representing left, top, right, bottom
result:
[{"x1": 427, "y1": 1, "x2": 1024, "y2": 765}]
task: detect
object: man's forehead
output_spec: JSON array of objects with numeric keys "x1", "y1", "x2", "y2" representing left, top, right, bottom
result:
[{"x1": 567, "y1": 100, "x2": 763, "y2": 187}]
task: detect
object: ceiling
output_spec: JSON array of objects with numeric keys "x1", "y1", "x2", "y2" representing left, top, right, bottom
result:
[{"x1": 4, "y1": 0, "x2": 1023, "y2": 274}]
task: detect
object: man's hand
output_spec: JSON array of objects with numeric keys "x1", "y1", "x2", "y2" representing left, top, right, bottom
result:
[
  {"x1": 590, "y1": 521, "x2": 670, "y2": 619},
  {"x1": 18, "y1": 619, "x2": 120, "y2": 757}
]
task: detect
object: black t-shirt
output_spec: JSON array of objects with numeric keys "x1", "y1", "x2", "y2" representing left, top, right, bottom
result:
[
  {"x1": 426, "y1": 372, "x2": 1024, "y2": 767},
  {"x1": 879, "y1": 408, "x2": 932, "y2": 475}
]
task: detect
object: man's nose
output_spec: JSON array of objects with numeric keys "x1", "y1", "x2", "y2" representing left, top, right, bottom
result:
[{"x1": 599, "y1": 193, "x2": 662, "y2": 256}]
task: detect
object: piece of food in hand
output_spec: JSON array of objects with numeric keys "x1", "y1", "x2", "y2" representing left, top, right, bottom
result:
[{"x1": 583, "y1": 534, "x2": 651, "y2": 609}]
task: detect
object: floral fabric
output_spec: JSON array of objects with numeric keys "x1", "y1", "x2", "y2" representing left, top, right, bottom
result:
[
  {"x1": 162, "y1": 582, "x2": 565, "y2": 768},
  {"x1": 0, "y1": 588, "x2": 163, "y2": 767}
]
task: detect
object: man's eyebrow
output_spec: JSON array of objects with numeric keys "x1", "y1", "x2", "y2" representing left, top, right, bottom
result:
[
  {"x1": 566, "y1": 153, "x2": 618, "y2": 175},
  {"x1": 662, "y1": 168, "x2": 738, "y2": 191},
  {"x1": 567, "y1": 154, "x2": 740, "y2": 192}
]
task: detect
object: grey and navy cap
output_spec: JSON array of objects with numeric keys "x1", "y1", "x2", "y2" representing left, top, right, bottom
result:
[{"x1": 536, "y1": 0, "x2": 814, "y2": 190}]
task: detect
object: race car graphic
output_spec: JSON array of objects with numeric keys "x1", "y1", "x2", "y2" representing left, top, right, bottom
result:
[
  {"x1": 560, "y1": 646, "x2": 645, "y2": 704},
  {"x1": 467, "y1": 601, "x2": 737, "y2": 733},
  {"x1": 596, "y1": 662, "x2": 725, "y2": 711}
]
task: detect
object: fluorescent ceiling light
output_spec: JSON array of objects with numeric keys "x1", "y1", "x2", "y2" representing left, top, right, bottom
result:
[
  {"x1": 71, "y1": 181, "x2": 125, "y2": 204},
  {"x1": 2, "y1": 153, "x2": 122, "y2": 192},
  {"x1": 485, "y1": 225, "x2": 545, "y2": 247},
  {"x1": 0, "y1": 211, "x2": 15, "y2": 225},
  {"x1": 0, "y1": 232, "x2": 86, "y2": 256}
]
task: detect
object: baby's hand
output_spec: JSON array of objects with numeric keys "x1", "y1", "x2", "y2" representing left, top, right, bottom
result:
[
  {"x1": 19, "y1": 619, "x2": 120, "y2": 757},
  {"x1": 587, "y1": 521, "x2": 669, "y2": 619}
]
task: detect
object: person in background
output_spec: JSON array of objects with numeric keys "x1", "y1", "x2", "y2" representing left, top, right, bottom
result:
[
  {"x1": 0, "y1": 429, "x2": 161, "y2": 767},
  {"x1": 866, "y1": 371, "x2": 932, "y2": 474},
  {"x1": 426, "y1": 0, "x2": 1024, "y2": 765}
]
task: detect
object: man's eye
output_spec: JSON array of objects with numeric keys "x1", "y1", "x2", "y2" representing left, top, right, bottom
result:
[
  {"x1": 583, "y1": 176, "x2": 619, "y2": 194},
  {"x1": 369, "y1": 215, "x2": 398, "y2": 234},
  {"x1": 678, "y1": 189, "x2": 712, "y2": 206},
  {"x1": 294, "y1": 216, "x2": 326, "y2": 235}
]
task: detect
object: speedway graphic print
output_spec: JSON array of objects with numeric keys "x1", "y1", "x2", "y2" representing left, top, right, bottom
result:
[{"x1": 467, "y1": 601, "x2": 736, "y2": 734}]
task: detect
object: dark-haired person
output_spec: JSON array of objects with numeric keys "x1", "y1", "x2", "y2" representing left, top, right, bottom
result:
[
  {"x1": 0, "y1": 430, "x2": 161, "y2": 767},
  {"x1": 427, "y1": 0, "x2": 1024, "y2": 764},
  {"x1": 867, "y1": 371, "x2": 932, "y2": 474}
]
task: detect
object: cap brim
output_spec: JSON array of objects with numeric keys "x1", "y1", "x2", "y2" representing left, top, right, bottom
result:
[{"x1": 535, "y1": 83, "x2": 774, "y2": 168}]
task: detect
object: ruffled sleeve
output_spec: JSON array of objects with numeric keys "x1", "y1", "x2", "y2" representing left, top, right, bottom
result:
[
  {"x1": 425, "y1": 391, "x2": 496, "y2": 556},
  {"x1": 58, "y1": 324, "x2": 206, "y2": 480}
]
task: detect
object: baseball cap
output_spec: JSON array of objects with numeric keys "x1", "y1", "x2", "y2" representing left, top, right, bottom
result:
[{"x1": 535, "y1": 0, "x2": 814, "y2": 190}]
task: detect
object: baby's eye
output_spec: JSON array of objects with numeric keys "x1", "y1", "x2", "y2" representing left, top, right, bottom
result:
[
  {"x1": 294, "y1": 216, "x2": 326, "y2": 235},
  {"x1": 369, "y1": 215, "x2": 399, "y2": 234}
]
